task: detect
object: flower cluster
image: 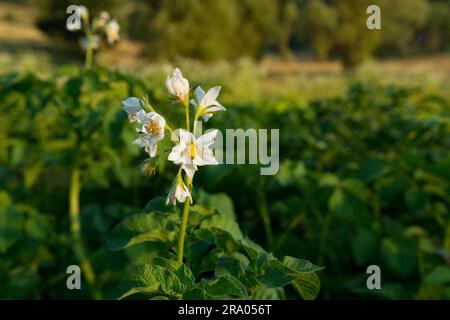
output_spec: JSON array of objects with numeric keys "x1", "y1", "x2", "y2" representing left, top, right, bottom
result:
[
  {"x1": 72, "y1": 6, "x2": 120, "y2": 51},
  {"x1": 123, "y1": 68, "x2": 226, "y2": 205}
]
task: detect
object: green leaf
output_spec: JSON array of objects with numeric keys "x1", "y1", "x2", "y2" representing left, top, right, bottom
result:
[
  {"x1": 143, "y1": 197, "x2": 172, "y2": 213},
  {"x1": 106, "y1": 213, "x2": 177, "y2": 251},
  {"x1": 199, "y1": 193, "x2": 243, "y2": 240},
  {"x1": 356, "y1": 159, "x2": 390, "y2": 183},
  {"x1": 319, "y1": 173, "x2": 340, "y2": 187},
  {"x1": 380, "y1": 236, "x2": 416, "y2": 278},
  {"x1": 188, "y1": 204, "x2": 217, "y2": 227},
  {"x1": 215, "y1": 256, "x2": 247, "y2": 278},
  {"x1": 201, "y1": 212, "x2": 243, "y2": 241},
  {"x1": 239, "y1": 237, "x2": 266, "y2": 260},
  {"x1": 150, "y1": 296, "x2": 170, "y2": 300},
  {"x1": 183, "y1": 287, "x2": 209, "y2": 300},
  {"x1": 0, "y1": 207, "x2": 23, "y2": 253},
  {"x1": 141, "y1": 257, "x2": 195, "y2": 289},
  {"x1": 114, "y1": 264, "x2": 183, "y2": 300},
  {"x1": 292, "y1": 272, "x2": 321, "y2": 300},
  {"x1": 423, "y1": 265, "x2": 450, "y2": 285},
  {"x1": 199, "y1": 192, "x2": 236, "y2": 219},
  {"x1": 280, "y1": 256, "x2": 322, "y2": 299},
  {"x1": 257, "y1": 259, "x2": 297, "y2": 288},
  {"x1": 328, "y1": 188, "x2": 347, "y2": 215},
  {"x1": 351, "y1": 228, "x2": 378, "y2": 265},
  {"x1": 281, "y1": 256, "x2": 324, "y2": 273},
  {"x1": 24, "y1": 161, "x2": 43, "y2": 189},
  {"x1": 251, "y1": 287, "x2": 285, "y2": 300},
  {"x1": 200, "y1": 275, "x2": 248, "y2": 299},
  {"x1": 0, "y1": 191, "x2": 12, "y2": 209}
]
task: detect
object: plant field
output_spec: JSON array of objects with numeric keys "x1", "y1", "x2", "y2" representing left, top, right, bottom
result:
[{"x1": 0, "y1": 1, "x2": 449, "y2": 301}]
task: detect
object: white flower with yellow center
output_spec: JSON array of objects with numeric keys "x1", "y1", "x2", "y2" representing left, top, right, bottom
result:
[
  {"x1": 132, "y1": 110, "x2": 166, "y2": 158},
  {"x1": 166, "y1": 174, "x2": 192, "y2": 205},
  {"x1": 105, "y1": 19, "x2": 120, "y2": 44},
  {"x1": 122, "y1": 97, "x2": 144, "y2": 123},
  {"x1": 166, "y1": 68, "x2": 189, "y2": 102},
  {"x1": 168, "y1": 129, "x2": 218, "y2": 179},
  {"x1": 191, "y1": 86, "x2": 226, "y2": 121}
]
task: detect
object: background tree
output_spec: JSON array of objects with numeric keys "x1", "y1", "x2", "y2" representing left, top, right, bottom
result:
[
  {"x1": 332, "y1": 0, "x2": 382, "y2": 68},
  {"x1": 276, "y1": 0, "x2": 299, "y2": 60},
  {"x1": 304, "y1": 0, "x2": 337, "y2": 61},
  {"x1": 33, "y1": 0, "x2": 450, "y2": 66},
  {"x1": 378, "y1": 0, "x2": 430, "y2": 55},
  {"x1": 422, "y1": 0, "x2": 450, "y2": 51},
  {"x1": 127, "y1": 0, "x2": 276, "y2": 61}
]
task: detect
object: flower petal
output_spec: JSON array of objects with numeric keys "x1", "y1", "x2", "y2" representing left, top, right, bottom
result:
[
  {"x1": 168, "y1": 144, "x2": 185, "y2": 164},
  {"x1": 182, "y1": 163, "x2": 197, "y2": 179},
  {"x1": 202, "y1": 86, "x2": 221, "y2": 106},
  {"x1": 200, "y1": 148, "x2": 218, "y2": 165},
  {"x1": 195, "y1": 86, "x2": 206, "y2": 104},
  {"x1": 137, "y1": 111, "x2": 150, "y2": 127},
  {"x1": 122, "y1": 97, "x2": 142, "y2": 108},
  {"x1": 197, "y1": 129, "x2": 218, "y2": 148}
]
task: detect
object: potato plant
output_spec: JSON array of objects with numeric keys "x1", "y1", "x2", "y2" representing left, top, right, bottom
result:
[{"x1": 106, "y1": 68, "x2": 322, "y2": 300}]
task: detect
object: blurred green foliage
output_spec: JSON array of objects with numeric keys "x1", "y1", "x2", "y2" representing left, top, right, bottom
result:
[{"x1": 0, "y1": 66, "x2": 449, "y2": 299}]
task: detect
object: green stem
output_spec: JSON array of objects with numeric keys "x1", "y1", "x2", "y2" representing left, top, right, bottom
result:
[
  {"x1": 177, "y1": 194, "x2": 191, "y2": 263},
  {"x1": 69, "y1": 167, "x2": 101, "y2": 299},
  {"x1": 318, "y1": 210, "x2": 333, "y2": 265},
  {"x1": 257, "y1": 194, "x2": 274, "y2": 250},
  {"x1": 176, "y1": 97, "x2": 194, "y2": 264},
  {"x1": 444, "y1": 221, "x2": 450, "y2": 252},
  {"x1": 274, "y1": 213, "x2": 304, "y2": 251},
  {"x1": 184, "y1": 99, "x2": 190, "y2": 132},
  {"x1": 84, "y1": 44, "x2": 94, "y2": 69},
  {"x1": 83, "y1": 19, "x2": 93, "y2": 69}
]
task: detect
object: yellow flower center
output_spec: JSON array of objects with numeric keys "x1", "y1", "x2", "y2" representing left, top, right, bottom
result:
[
  {"x1": 187, "y1": 143, "x2": 197, "y2": 160},
  {"x1": 147, "y1": 120, "x2": 161, "y2": 136},
  {"x1": 108, "y1": 31, "x2": 118, "y2": 39}
]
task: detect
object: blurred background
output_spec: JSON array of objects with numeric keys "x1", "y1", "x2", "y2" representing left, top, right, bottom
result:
[{"x1": 0, "y1": 0, "x2": 449, "y2": 299}]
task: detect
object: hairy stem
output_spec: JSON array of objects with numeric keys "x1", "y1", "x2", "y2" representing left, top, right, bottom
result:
[{"x1": 69, "y1": 167, "x2": 101, "y2": 299}]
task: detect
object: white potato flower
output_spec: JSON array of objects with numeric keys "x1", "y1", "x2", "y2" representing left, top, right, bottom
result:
[
  {"x1": 168, "y1": 129, "x2": 218, "y2": 179},
  {"x1": 133, "y1": 110, "x2": 166, "y2": 157},
  {"x1": 99, "y1": 11, "x2": 111, "y2": 23},
  {"x1": 122, "y1": 97, "x2": 144, "y2": 123},
  {"x1": 165, "y1": 68, "x2": 189, "y2": 102},
  {"x1": 166, "y1": 175, "x2": 192, "y2": 205},
  {"x1": 133, "y1": 134, "x2": 157, "y2": 158},
  {"x1": 78, "y1": 5, "x2": 89, "y2": 21},
  {"x1": 105, "y1": 19, "x2": 120, "y2": 44},
  {"x1": 190, "y1": 86, "x2": 226, "y2": 121},
  {"x1": 92, "y1": 11, "x2": 111, "y2": 30}
]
